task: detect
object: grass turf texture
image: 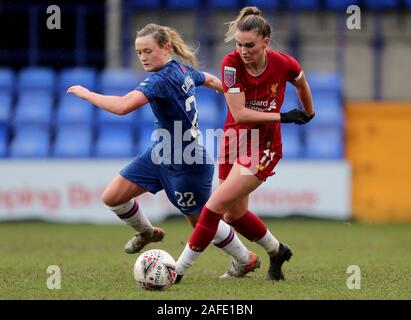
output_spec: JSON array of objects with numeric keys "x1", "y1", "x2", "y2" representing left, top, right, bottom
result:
[{"x1": 1, "y1": 218, "x2": 410, "y2": 300}]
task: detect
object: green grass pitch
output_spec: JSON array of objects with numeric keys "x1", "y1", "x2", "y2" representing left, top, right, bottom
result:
[{"x1": 1, "y1": 218, "x2": 410, "y2": 300}]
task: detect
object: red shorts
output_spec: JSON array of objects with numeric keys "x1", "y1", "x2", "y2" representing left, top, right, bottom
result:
[{"x1": 218, "y1": 151, "x2": 282, "y2": 182}]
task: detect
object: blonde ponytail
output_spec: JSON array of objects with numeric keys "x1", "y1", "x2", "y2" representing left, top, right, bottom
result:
[
  {"x1": 225, "y1": 6, "x2": 270, "y2": 43},
  {"x1": 164, "y1": 27, "x2": 198, "y2": 67}
]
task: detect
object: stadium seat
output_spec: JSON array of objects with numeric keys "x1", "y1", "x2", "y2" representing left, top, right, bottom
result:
[
  {"x1": 13, "y1": 93, "x2": 53, "y2": 129},
  {"x1": 0, "y1": 126, "x2": 8, "y2": 157},
  {"x1": 136, "y1": 124, "x2": 158, "y2": 152},
  {"x1": 0, "y1": 68, "x2": 15, "y2": 95},
  {"x1": 309, "y1": 92, "x2": 343, "y2": 127},
  {"x1": 364, "y1": 0, "x2": 399, "y2": 10},
  {"x1": 126, "y1": 0, "x2": 161, "y2": 9},
  {"x1": 307, "y1": 71, "x2": 342, "y2": 93},
  {"x1": 165, "y1": 0, "x2": 200, "y2": 10},
  {"x1": 52, "y1": 126, "x2": 92, "y2": 158},
  {"x1": 0, "y1": 93, "x2": 12, "y2": 126},
  {"x1": 285, "y1": 0, "x2": 320, "y2": 10},
  {"x1": 56, "y1": 94, "x2": 95, "y2": 128},
  {"x1": 281, "y1": 125, "x2": 303, "y2": 159},
  {"x1": 58, "y1": 68, "x2": 97, "y2": 93},
  {"x1": 282, "y1": 84, "x2": 300, "y2": 112},
  {"x1": 17, "y1": 67, "x2": 55, "y2": 94},
  {"x1": 405, "y1": 0, "x2": 411, "y2": 9},
  {"x1": 325, "y1": 0, "x2": 360, "y2": 10},
  {"x1": 95, "y1": 127, "x2": 134, "y2": 158},
  {"x1": 9, "y1": 127, "x2": 50, "y2": 158},
  {"x1": 244, "y1": 0, "x2": 280, "y2": 10},
  {"x1": 97, "y1": 108, "x2": 135, "y2": 133},
  {"x1": 196, "y1": 86, "x2": 221, "y2": 128},
  {"x1": 209, "y1": 0, "x2": 238, "y2": 9},
  {"x1": 99, "y1": 68, "x2": 144, "y2": 95},
  {"x1": 305, "y1": 126, "x2": 344, "y2": 159}
]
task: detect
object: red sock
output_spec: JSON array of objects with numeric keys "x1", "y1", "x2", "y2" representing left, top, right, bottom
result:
[
  {"x1": 229, "y1": 210, "x2": 267, "y2": 241},
  {"x1": 188, "y1": 206, "x2": 221, "y2": 252}
]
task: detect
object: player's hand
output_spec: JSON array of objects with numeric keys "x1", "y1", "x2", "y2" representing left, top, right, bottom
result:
[
  {"x1": 67, "y1": 85, "x2": 91, "y2": 100},
  {"x1": 280, "y1": 109, "x2": 315, "y2": 125}
]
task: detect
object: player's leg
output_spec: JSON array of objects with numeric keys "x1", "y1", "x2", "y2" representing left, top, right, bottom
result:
[
  {"x1": 160, "y1": 164, "x2": 259, "y2": 280},
  {"x1": 102, "y1": 150, "x2": 166, "y2": 253},
  {"x1": 175, "y1": 163, "x2": 263, "y2": 276},
  {"x1": 184, "y1": 213, "x2": 260, "y2": 280},
  {"x1": 221, "y1": 160, "x2": 293, "y2": 280}
]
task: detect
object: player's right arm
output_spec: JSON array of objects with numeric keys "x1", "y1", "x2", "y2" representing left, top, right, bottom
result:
[{"x1": 67, "y1": 85, "x2": 148, "y2": 115}]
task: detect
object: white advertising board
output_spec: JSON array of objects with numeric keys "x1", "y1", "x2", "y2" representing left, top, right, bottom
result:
[{"x1": 0, "y1": 160, "x2": 350, "y2": 223}]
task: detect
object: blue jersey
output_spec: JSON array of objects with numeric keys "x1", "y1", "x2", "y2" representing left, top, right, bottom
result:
[{"x1": 135, "y1": 60, "x2": 211, "y2": 172}]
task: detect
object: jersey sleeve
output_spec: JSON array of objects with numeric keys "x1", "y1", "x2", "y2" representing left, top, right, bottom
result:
[
  {"x1": 221, "y1": 54, "x2": 245, "y2": 94},
  {"x1": 135, "y1": 74, "x2": 168, "y2": 101},
  {"x1": 184, "y1": 65, "x2": 206, "y2": 86},
  {"x1": 286, "y1": 55, "x2": 303, "y2": 82}
]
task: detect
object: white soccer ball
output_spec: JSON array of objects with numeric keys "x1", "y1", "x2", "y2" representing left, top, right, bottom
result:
[{"x1": 133, "y1": 249, "x2": 177, "y2": 291}]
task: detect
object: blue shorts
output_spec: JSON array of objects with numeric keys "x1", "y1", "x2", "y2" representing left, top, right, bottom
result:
[{"x1": 120, "y1": 148, "x2": 214, "y2": 216}]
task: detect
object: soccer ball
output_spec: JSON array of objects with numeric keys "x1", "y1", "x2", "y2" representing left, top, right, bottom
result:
[{"x1": 133, "y1": 249, "x2": 177, "y2": 291}]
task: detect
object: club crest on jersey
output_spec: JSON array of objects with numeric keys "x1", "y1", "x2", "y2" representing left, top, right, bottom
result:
[{"x1": 224, "y1": 66, "x2": 236, "y2": 87}]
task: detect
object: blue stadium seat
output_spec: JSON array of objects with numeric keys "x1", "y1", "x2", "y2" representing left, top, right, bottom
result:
[
  {"x1": 95, "y1": 127, "x2": 134, "y2": 157},
  {"x1": 281, "y1": 125, "x2": 303, "y2": 159},
  {"x1": 0, "y1": 93, "x2": 12, "y2": 126},
  {"x1": 0, "y1": 68, "x2": 15, "y2": 95},
  {"x1": 244, "y1": 0, "x2": 280, "y2": 10},
  {"x1": 305, "y1": 126, "x2": 344, "y2": 159},
  {"x1": 165, "y1": 0, "x2": 199, "y2": 9},
  {"x1": 97, "y1": 108, "x2": 135, "y2": 132},
  {"x1": 209, "y1": 0, "x2": 238, "y2": 9},
  {"x1": 285, "y1": 0, "x2": 320, "y2": 10},
  {"x1": 198, "y1": 123, "x2": 221, "y2": 160},
  {"x1": 364, "y1": 0, "x2": 399, "y2": 9},
  {"x1": 309, "y1": 92, "x2": 343, "y2": 127},
  {"x1": 325, "y1": 0, "x2": 360, "y2": 10},
  {"x1": 56, "y1": 94, "x2": 95, "y2": 128},
  {"x1": 196, "y1": 86, "x2": 221, "y2": 128},
  {"x1": 13, "y1": 93, "x2": 53, "y2": 129},
  {"x1": 17, "y1": 67, "x2": 55, "y2": 94},
  {"x1": 58, "y1": 68, "x2": 97, "y2": 93},
  {"x1": 52, "y1": 126, "x2": 92, "y2": 158},
  {"x1": 99, "y1": 68, "x2": 144, "y2": 95},
  {"x1": 126, "y1": 0, "x2": 161, "y2": 9},
  {"x1": 405, "y1": 0, "x2": 411, "y2": 9},
  {"x1": 307, "y1": 71, "x2": 342, "y2": 93},
  {"x1": 0, "y1": 126, "x2": 8, "y2": 157},
  {"x1": 136, "y1": 124, "x2": 158, "y2": 152},
  {"x1": 282, "y1": 84, "x2": 300, "y2": 112},
  {"x1": 9, "y1": 127, "x2": 50, "y2": 158}
]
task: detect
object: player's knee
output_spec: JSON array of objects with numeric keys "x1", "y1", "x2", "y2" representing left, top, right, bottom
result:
[
  {"x1": 101, "y1": 190, "x2": 118, "y2": 207},
  {"x1": 223, "y1": 214, "x2": 239, "y2": 225}
]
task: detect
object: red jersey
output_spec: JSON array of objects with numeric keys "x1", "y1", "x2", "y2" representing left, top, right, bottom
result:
[{"x1": 219, "y1": 49, "x2": 302, "y2": 181}]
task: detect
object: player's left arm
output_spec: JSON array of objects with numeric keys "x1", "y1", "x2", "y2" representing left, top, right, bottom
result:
[
  {"x1": 203, "y1": 72, "x2": 223, "y2": 93},
  {"x1": 67, "y1": 85, "x2": 148, "y2": 115},
  {"x1": 290, "y1": 72, "x2": 315, "y2": 117}
]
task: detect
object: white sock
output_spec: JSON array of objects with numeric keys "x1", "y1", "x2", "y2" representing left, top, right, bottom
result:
[
  {"x1": 212, "y1": 220, "x2": 250, "y2": 264},
  {"x1": 106, "y1": 199, "x2": 153, "y2": 233},
  {"x1": 256, "y1": 230, "x2": 280, "y2": 255},
  {"x1": 176, "y1": 243, "x2": 201, "y2": 275}
]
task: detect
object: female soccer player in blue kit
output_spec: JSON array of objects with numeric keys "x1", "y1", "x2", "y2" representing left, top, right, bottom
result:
[{"x1": 68, "y1": 23, "x2": 260, "y2": 279}]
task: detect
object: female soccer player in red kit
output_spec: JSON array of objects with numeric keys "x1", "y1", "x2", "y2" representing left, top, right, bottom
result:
[{"x1": 176, "y1": 7, "x2": 315, "y2": 282}]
